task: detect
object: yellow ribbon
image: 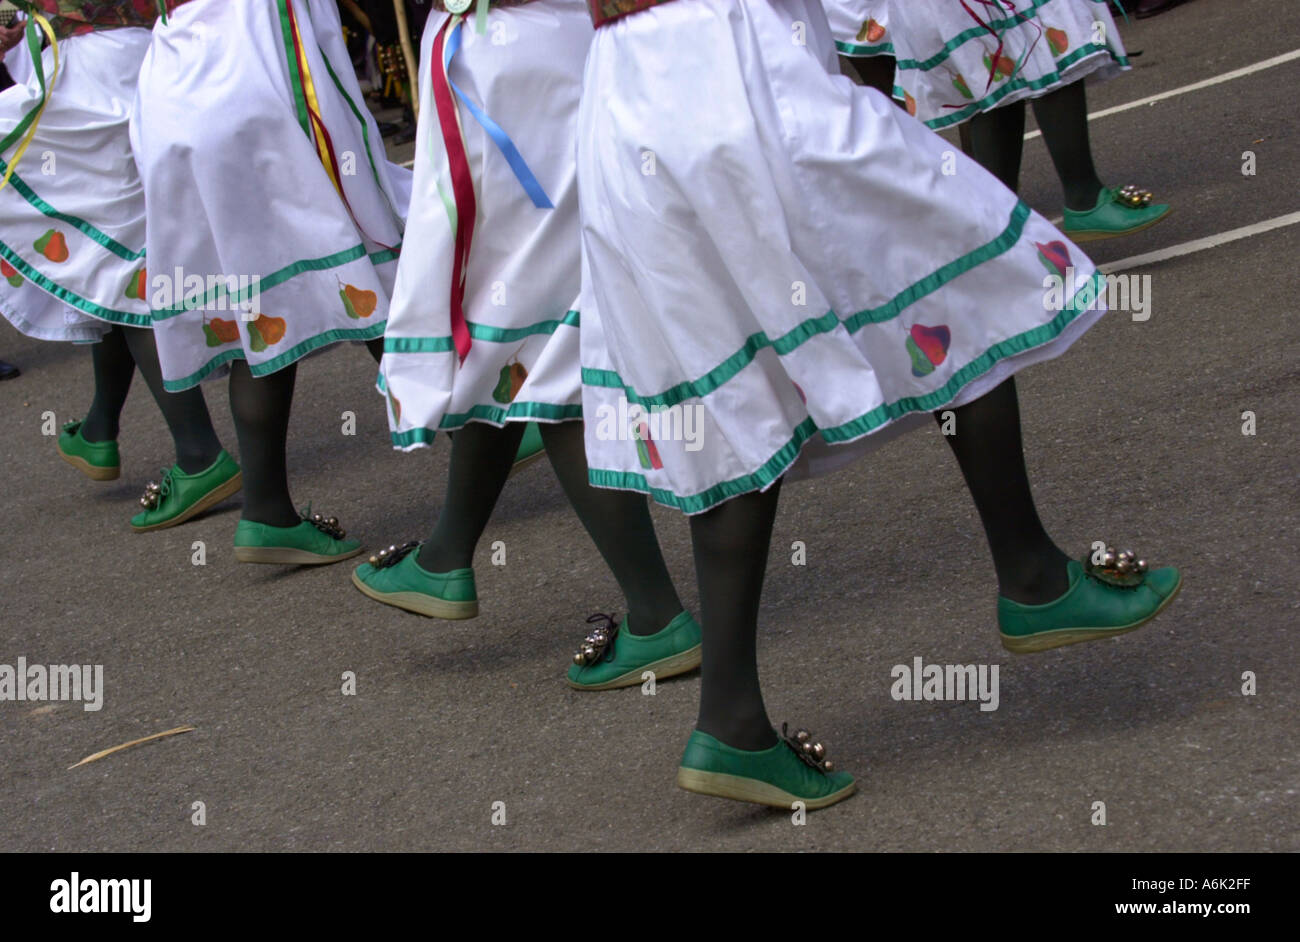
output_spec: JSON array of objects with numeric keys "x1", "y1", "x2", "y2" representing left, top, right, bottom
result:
[
  {"x1": 286, "y1": 2, "x2": 343, "y2": 198},
  {"x1": 0, "y1": 13, "x2": 59, "y2": 192}
]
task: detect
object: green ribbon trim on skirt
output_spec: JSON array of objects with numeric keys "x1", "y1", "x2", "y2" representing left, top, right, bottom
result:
[
  {"x1": 585, "y1": 271, "x2": 1104, "y2": 515},
  {"x1": 581, "y1": 201, "x2": 1033, "y2": 410},
  {"x1": 150, "y1": 242, "x2": 400, "y2": 319}
]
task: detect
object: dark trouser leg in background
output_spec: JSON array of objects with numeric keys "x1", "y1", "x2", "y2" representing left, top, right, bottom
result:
[
  {"x1": 936, "y1": 378, "x2": 1070, "y2": 604},
  {"x1": 965, "y1": 99, "x2": 1026, "y2": 192},
  {"x1": 229, "y1": 359, "x2": 299, "y2": 527},
  {"x1": 1030, "y1": 79, "x2": 1105, "y2": 211},
  {"x1": 841, "y1": 55, "x2": 897, "y2": 98},
  {"x1": 538, "y1": 421, "x2": 684, "y2": 635},
  {"x1": 81, "y1": 325, "x2": 135, "y2": 443},
  {"x1": 417, "y1": 422, "x2": 525, "y2": 572},
  {"x1": 690, "y1": 482, "x2": 783, "y2": 752},
  {"x1": 119, "y1": 325, "x2": 222, "y2": 473}
]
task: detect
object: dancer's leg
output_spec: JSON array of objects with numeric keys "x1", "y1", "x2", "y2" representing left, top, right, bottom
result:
[
  {"x1": 936, "y1": 378, "x2": 1070, "y2": 604},
  {"x1": 964, "y1": 99, "x2": 1026, "y2": 192},
  {"x1": 539, "y1": 421, "x2": 684, "y2": 635},
  {"x1": 840, "y1": 54, "x2": 896, "y2": 98},
  {"x1": 81, "y1": 325, "x2": 135, "y2": 443},
  {"x1": 1030, "y1": 80, "x2": 1104, "y2": 211},
  {"x1": 228, "y1": 359, "x2": 299, "y2": 526},
  {"x1": 416, "y1": 421, "x2": 526, "y2": 572},
  {"x1": 119, "y1": 325, "x2": 222, "y2": 473},
  {"x1": 690, "y1": 483, "x2": 783, "y2": 751}
]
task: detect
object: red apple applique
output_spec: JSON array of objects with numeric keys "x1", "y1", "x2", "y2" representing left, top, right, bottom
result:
[
  {"x1": 1, "y1": 258, "x2": 21, "y2": 287},
  {"x1": 1036, "y1": 240, "x2": 1072, "y2": 280},
  {"x1": 905, "y1": 324, "x2": 951, "y2": 377}
]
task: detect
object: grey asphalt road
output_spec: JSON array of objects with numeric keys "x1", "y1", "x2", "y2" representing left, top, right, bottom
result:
[{"x1": 1, "y1": 0, "x2": 1297, "y2": 852}]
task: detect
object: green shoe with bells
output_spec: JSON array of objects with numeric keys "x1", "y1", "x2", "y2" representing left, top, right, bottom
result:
[
  {"x1": 130, "y1": 451, "x2": 242, "y2": 532},
  {"x1": 566, "y1": 611, "x2": 702, "y2": 690},
  {"x1": 233, "y1": 507, "x2": 362, "y2": 565},
  {"x1": 350, "y1": 540, "x2": 479, "y2": 619},
  {"x1": 57, "y1": 419, "x2": 120, "y2": 481},
  {"x1": 1062, "y1": 184, "x2": 1171, "y2": 242},
  {"x1": 677, "y1": 724, "x2": 857, "y2": 810},
  {"x1": 998, "y1": 545, "x2": 1182, "y2": 653}
]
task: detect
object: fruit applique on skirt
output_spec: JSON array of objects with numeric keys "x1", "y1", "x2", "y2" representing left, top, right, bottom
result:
[
  {"x1": 339, "y1": 280, "x2": 378, "y2": 319},
  {"x1": 905, "y1": 323, "x2": 951, "y2": 378},
  {"x1": 633, "y1": 419, "x2": 663, "y2": 471},
  {"x1": 491, "y1": 353, "x2": 528, "y2": 404},
  {"x1": 1036, "y1": 240, "x2": 1072, "y2": 280},
  {"x1": 1046, "y1": 27, "x2": 1069, "y2": 57},
  {"x1": 858, "y1": 18, "x2": 885, "y2": 42},
  {"x1": 952, "y1": 73, "x2": 973, "y2": 100},
  {"x1": 388, "y1": 388, "x2": 402, "y2": 424},
  {"x1": 33, "y1": 229, "x2": 68, "y2": 263},
  {"x1": 1, "y1": 259, "x2": 22, "y2": 287},
  {"x1": 247, "y1": 314, "x2": 287, "y2": 352},
  {"x1": 202, "y1": 316, "x2": 241, "y2": 347},
  {"x1": 124, "y1": 268, "x2": 148, "y2": 300},
  {"x1": 982, "y1": 51, "x2": 1018, "y2": 84}
]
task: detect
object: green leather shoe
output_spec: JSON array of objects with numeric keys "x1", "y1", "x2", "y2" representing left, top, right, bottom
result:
[
  {"x1": 234, "y1": 509, "x2": 362, "y2": 565},
  {"x1": 677, "y1": 725, "x2": 857, "y2": 810},
  {"x1": 1062, "y1": 184, "x2": 1171, "y2": 242},
  {"x1": 350, "y1": 541, "x2": 478, "y2": 619},
  {"x1": 999, "y1": 547, "x2": 1181, "y2": 653},
  {"x1": 566, "y1": 610, "x2": 701, "y2": 690},
  {"x1": 57, "y1": 419, "x2": 120, "y2": 481},
  {"x1": 130, "y1": 451, "x2": 242, "y2": 532},
  {"x1": 508, "y1": 422, "x2": 546, "y2": 478}
]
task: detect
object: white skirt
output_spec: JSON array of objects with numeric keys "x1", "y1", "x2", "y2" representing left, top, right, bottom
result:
[
  {"x1": 823, "y1": 0, "x2": 893, "y2": 57},
  {"x1": 130, "y1": 0, "x2": 412, "y2": 391},
  {"x1": 0, "y1": 29, "x2": 153, "y2": 343},
  {"x1": 380, "y1": 0, "x2": 591, "y2": 448},
  {"x1": 891, "y1": 0, "x2": 1130, "y2": 128},
  {"x1": 577, "y1": 0, "x2": 1105, "y2": 515},
  {"x1": 4, "y1": 37, "x2": 35, "y2": 90}
]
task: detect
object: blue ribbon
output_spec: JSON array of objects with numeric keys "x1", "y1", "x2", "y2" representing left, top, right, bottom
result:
[{"x1": 444, "y1": 21, "x2": 554, "y2": 210}]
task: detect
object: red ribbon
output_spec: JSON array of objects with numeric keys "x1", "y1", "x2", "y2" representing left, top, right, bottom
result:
[
  {"x1": 959, "y1": 0, "x2": 1029, "y2": 94},
  {"x1": 430, "y1": 17, "x2": 475, "y2": 362}
]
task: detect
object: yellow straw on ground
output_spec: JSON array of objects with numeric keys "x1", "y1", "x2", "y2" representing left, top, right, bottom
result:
[{"x1": 68, "y1": 725, "x2": 195, "y2": 770}]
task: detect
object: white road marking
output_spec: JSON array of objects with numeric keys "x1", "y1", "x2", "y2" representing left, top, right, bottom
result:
[
  {"x1": 1100, "y1": 211, "x2": 1300, "y2": 273},
  {"x1": 1025, "y1": 48, "x2": 1300, "y2": 140}
]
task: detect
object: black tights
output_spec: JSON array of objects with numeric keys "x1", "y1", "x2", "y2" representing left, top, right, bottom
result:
[
  {"x1": 690, "y1": 482, "x2": 784, "y2": 751},
  {"x1": 416, "y1": 421, "x2": 684, "y2": 636},
  {"x1": 228, "y1": 340, "x2": 384, "y2": 527},
  {"x1": 936, "y1": 379, "x2": 1070, "y2": 603},
  {"x1": 840, "y1": 55, "x2": 897, "y2": 98},
  {"x1": 228, "y1": 359, "x2": 299, "y2": 527},
  {"x1": 692, "y1": 380, "x2": 1070, "y2": 750},
  {"x1": 81, "y1": 325, "x2": 222, "y2": 474},
  {"x1": 964, "y1": 80, "x2": 1104, "y2": 210}
]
